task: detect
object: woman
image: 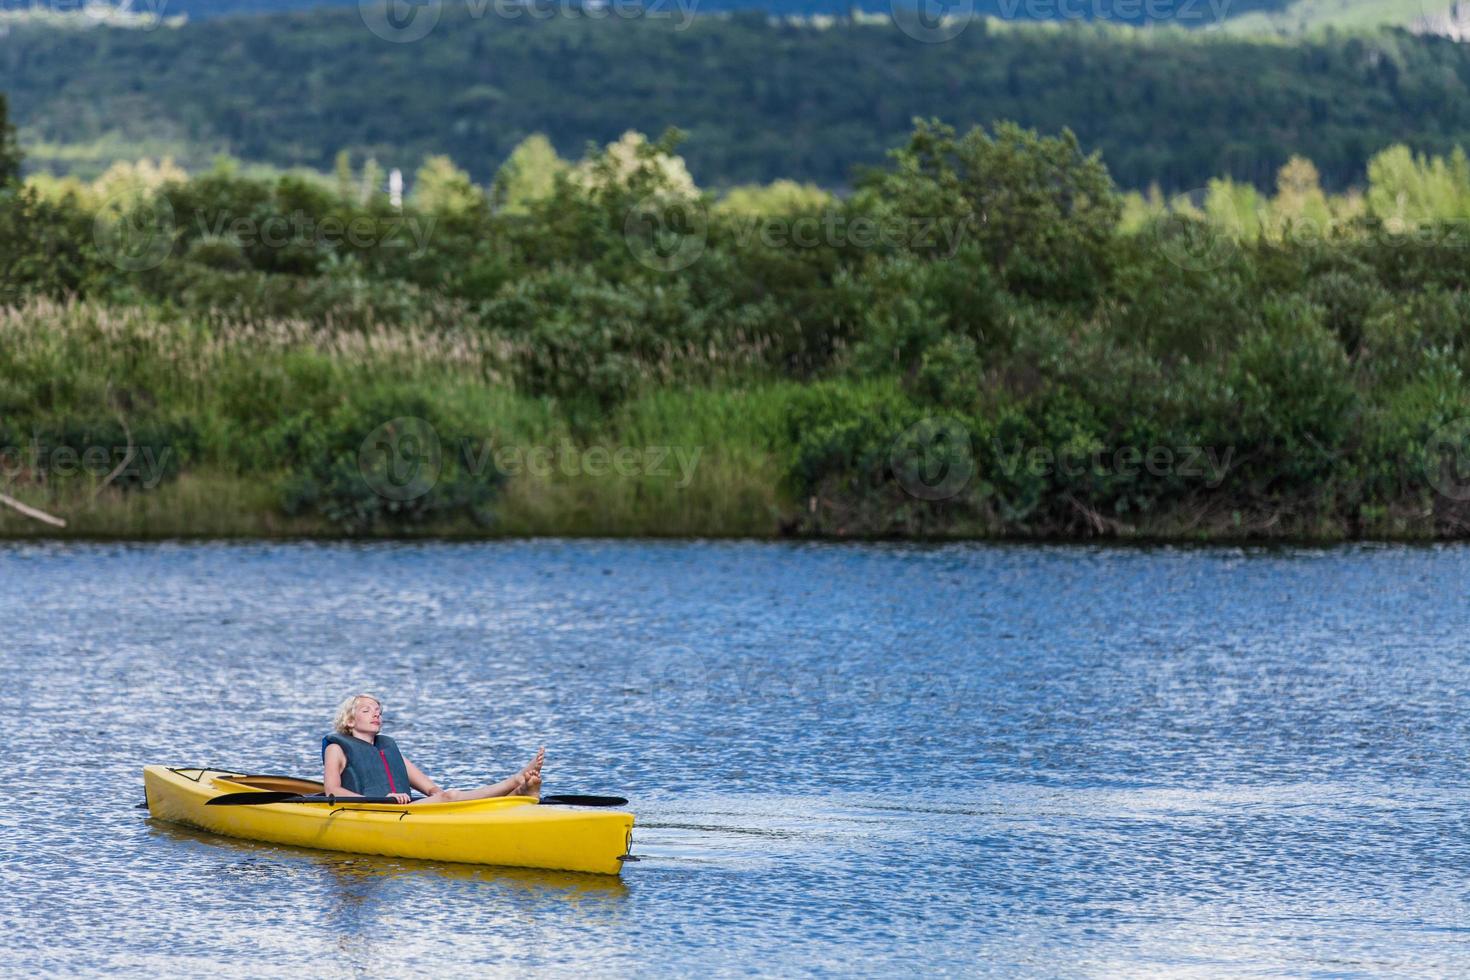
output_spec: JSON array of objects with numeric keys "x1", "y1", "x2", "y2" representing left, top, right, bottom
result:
[{"x1": 323, "y1": 692, "x2": 543, "y2": 805}]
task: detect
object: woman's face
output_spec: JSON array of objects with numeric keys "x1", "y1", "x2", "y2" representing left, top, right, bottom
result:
[{"x1": 351, "y1": 698, "x2": 382, "y2": 735}]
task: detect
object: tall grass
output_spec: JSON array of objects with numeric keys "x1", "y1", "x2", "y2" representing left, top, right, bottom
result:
[{"x1": 0, "y1": 298, "x2": 796, "y2": 537}]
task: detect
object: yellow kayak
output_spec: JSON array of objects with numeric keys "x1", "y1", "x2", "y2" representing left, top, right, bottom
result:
[{"x1": 143, "y1": 766, "x2": 635, "y2": 875}]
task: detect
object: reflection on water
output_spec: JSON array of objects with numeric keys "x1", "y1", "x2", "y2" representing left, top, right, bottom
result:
[
  {"x1": 3, "y1": 540, "x2": 1470, "y2": 973},
  {"x1": 146, "y1": 819, "x2": 630, "y2": 896}
]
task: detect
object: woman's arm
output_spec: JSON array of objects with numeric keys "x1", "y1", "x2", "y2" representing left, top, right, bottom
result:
[
  {"x1": 322, "y1": 743, "x2": 364, "y2": 798},
  {"x1": 404, "y1": 757, "x2": 441, "y2": 797}
]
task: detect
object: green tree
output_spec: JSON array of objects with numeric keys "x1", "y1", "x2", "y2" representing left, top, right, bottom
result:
[
  {"x1": 0, "y1": 191, "x2": 97, "y2": 305},
  {"x1": 359, "y1": 157, "x2": 384, "y2": 205},
  {"x1": 490, "y1": 134, "x2": 567, "y2": 214},
  {"x1": 0, "y1": 94, "x2": 21, "y2": 187},
  {"x1": 1366, "y1": 144, "x2": 1470, "y2": 224},
  {"x1": 410, "y1": 155, "x2": 485, "y2": 215},
  {"x1": 1270, "y1": 155, "x2": 1334, "y2": 233},
  {"x1": 334, "y1": 149, "x2": 354, "y2": 201},
  {"x1": 858, "y1": 119, "x2": 1122, "y2": 303}
]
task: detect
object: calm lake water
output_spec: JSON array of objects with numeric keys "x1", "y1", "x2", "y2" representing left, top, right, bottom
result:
[{"x1": 3, "y1": 540, "x2": 1470, "y2": 975}]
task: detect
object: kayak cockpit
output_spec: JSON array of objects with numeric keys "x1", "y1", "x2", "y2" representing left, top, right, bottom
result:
[{"x1": 216, "y1": 773, "x2": 324, "y2": 794}]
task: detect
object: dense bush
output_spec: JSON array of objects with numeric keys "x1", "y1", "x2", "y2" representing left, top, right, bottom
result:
[
  {"x1": 0, "y1": 414, "x2": 195, "y2": 491},
  {"x1": 855, "y1": 120, "x2": 1122, "y2": 305},
  {"x1": 0, "y1": 188, "x2": 99, "y2": 305},
  {"x1": 275, "y1": 387, "x2": 506, "y2": 533}
]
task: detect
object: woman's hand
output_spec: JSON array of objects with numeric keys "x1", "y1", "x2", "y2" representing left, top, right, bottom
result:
[{"x1": 388, "y1": 793, "x2": 412, "y2": 805}]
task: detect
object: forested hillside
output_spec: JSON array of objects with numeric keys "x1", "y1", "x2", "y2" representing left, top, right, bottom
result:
[
  {"x1": 0, "y1": 0, "x2": 1288, "y2": 25},
  {"x1": 5, "y1": 10, "x2": 1469, "y2": 191}
]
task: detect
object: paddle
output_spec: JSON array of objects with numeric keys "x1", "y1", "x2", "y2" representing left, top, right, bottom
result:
[
  {"x1": 205, "y1": 791, "x2": 628, "y2": 807},
  {"x1": 538, "y1": 794, "x2": 629, "y2": 807}
]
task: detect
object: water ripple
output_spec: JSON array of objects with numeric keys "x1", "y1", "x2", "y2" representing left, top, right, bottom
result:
[{"x1": 2, "y1": 541, "x2": 1469, "y2": 974}]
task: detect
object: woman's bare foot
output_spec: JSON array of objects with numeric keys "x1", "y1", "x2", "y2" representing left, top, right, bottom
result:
[
  {"x1": 422, "y1": 748, "x2": 547, "y2": 803},
  {"x1": 517, "y1": 748, "x2": 544, "y2": 799}
]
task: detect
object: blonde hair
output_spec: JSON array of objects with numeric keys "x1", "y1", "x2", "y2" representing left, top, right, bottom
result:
[{"x1": 332, "y1": 693, "x2": 382, "y2": 735}]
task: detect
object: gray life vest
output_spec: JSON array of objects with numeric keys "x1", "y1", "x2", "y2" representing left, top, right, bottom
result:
[{"x1": 321, "y1": 732, "x2": 411, "y2": 797}]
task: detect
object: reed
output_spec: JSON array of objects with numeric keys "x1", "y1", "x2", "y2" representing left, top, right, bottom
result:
[{"x1": 0, "y1": 298, "x2": 801, "y2": 537}]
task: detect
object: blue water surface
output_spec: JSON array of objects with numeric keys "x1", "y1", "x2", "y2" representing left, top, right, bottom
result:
[{"x1": 2, "y1": 540, "x2": 1468, "y2": 975}]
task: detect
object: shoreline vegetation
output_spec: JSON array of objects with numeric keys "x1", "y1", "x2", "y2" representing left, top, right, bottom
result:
[{"x1": 4, "y1": 97, "x2": 1470, "y2": 542}]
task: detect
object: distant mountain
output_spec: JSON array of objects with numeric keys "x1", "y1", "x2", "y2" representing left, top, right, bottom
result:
[{"x1": 0, "y1": 0, "x2": 1287, "y2": 27}]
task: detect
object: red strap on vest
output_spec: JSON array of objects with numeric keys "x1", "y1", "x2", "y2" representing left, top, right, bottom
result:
[{"x1": 379, "y1": 749, "x2": 398, "y2": 795}]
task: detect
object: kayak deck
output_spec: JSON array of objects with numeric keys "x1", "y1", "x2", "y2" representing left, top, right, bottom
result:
[{"x1": 144, "y1": 765, "x2": 634, "y2": 875}]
